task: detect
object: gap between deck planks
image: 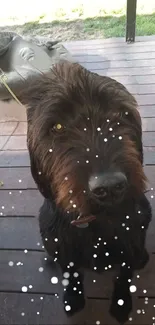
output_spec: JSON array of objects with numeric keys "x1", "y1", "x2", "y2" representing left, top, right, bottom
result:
[
  {"x1": 0, "y1": 292, "x2": 118, "y2": 325},
  {"x1": 64, "y1": 45, "x2": 155, "y2": 54},
  {"x1": 0, "y1": 247, "x2": 155, "y2": 298},
  {"x1": 1, "y1": 291, "x2": 155, "y2": 325},
  {"x1": 63, "y1": 35, "x2": 155, "y2": 46},
  {"x1": 1, "y1": 292, "x2": 154, "y2": 325}
]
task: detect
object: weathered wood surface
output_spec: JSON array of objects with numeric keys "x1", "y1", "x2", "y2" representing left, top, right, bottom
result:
[{"x1": 0, "y1": 293, "x2": 118, "y2": 325}]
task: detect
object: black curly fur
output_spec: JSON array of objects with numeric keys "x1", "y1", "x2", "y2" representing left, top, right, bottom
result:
[{"x1": 19, "y1": 61, "x2": 152, "y2": 324}]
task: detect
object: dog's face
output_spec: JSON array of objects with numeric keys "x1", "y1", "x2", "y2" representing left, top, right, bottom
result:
[{"x1": 21, "y1": 62, "x2": 146, "y2": 219}]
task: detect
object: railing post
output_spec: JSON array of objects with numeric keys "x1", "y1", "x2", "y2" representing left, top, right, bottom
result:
[{"x1": 126, "y1": 0, "x2": 137, "y2": 43}]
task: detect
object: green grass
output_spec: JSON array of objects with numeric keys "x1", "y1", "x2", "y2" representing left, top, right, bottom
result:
[
  {"x1": 1, "y1": 13, "x2": 155, "y2": 41},
  {"x1": 1, "y1": 0, "x2": 155, "y2": 40},
  {"x1": 83, "y1": 13, "x2": 155, "y2": 38},
  {"x1": 83, "y1": 16, "x2": 126, "y2": 38},
  {"x1": 136, "y1": 13, "x2": 155, "y2": 35}
]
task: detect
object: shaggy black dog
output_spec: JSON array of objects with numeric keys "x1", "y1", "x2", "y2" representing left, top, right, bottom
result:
[{"x1": 20, "y1": 61, "x2": 152, "y2": 324}]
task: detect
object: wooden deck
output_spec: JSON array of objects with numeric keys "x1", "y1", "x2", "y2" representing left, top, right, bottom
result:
[{"x1": 0, "y1": 35, "x2": 155, "y2": 324}]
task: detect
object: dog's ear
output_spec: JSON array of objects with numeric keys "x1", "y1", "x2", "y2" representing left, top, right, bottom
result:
[
  {"x1": 18, "y1": 74, "x2": 57, "y2": 200},
  {"x1": 19, "y1": 73, "x2": 51, "y2": 104},
  {"x1": 29, "y1": 150, "x2": 53, "y2": 200},
  {"x1": 129, "y1": 106, "x2": 143, "y2": 164}
]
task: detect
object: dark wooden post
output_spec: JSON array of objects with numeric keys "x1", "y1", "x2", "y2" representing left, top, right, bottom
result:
[{"x1": 126, "y1": 0, "x2": 137, "y2": 43}]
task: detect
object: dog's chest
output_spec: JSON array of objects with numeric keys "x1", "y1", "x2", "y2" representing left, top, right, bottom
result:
[{"x1": 70, "y1": 222, "x2": 122, "y2": 267}]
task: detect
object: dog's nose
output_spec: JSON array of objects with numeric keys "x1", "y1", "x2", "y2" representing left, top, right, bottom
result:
[{"x1": 89, "y1": 172, "x2": 128, "y2": 202}]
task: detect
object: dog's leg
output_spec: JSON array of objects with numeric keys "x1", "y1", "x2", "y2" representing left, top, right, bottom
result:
[
  {"x1": 110, "y1": 264, "x2": 133, "y2": 324},
  {"x1": 39, "y1": 200, "x2": 86, "y2": 315},
  {"x1": 109, "y1": 238, "x2": 149, "y2": 323},
  {"x1": 62, "y1": 264, "x2": 85, "y2": 316},
  {"x1": 110, "y1": 194, "x2": 151, "y2": 324}
]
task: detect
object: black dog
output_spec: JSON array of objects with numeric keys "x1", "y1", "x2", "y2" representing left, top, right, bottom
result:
[{"x1": 20, "y1": 61, "x2": 152, "y2": 324}]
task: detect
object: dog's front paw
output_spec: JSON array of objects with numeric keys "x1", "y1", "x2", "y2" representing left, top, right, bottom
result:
[
  {"x1": 110, "y1": 279, "x2": 132, "y2": 324},
  {"x1": 63, "y1": 272, "x2": 85, "y2": 316},
  {"x1": 63, "y1": 289, "x2": 85, "y2": 316},
  {"x1": 110, "y1": 297, "x2": 132, "y2": 324}
]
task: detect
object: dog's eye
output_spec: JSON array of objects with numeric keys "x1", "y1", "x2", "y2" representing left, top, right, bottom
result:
[{"x1": 53, "y1": 124, "x2": 65, "y2": 132}]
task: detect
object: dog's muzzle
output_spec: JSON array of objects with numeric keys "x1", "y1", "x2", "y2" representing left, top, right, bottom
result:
[
  {"x1": 71, "y1": 172, "x2": 128, "y2": 227},
  {"x1": 89, "y1": 171, "x2": 128, "y2": 205}
]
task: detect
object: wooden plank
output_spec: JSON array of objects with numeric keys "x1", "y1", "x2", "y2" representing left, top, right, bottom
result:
[
  {"x1": 142, "y1": 118, "x2": 155, "y2": 131},
  {"x1": 0, "y1": 249, "x2": 112, "y2": 299},
  {"x1": 109, "y1": 75, "x2": 155, "y2": 85},
  {"x1": 0, "y1": 292, "x2": 118, "y2": 325},
  {"x1": 66, "y1": 46, "x2": 155, "y2": 55},
  {"x1": 0, "y1": 101, "x2": 27, "y2": 123},
  {"x1": 0, "y1": 122, "x2": 18, "y2": 136},
  {"x1": 136, "y1": 75, "x2": 155, "y2": 84},
  {"x1": 73, "y1": 58, "x2": 155, "y2": 69},
  {"x1": 139, "y1": 106, "x2": 155, "y2": 118},
  {"x1": 1, "y1": 249, "x2": 155, "y2": 300},
  {"x1": 0, "y1": 167, "x2": 36, "y2": 189},
  {"x1": 65, "y1": 38, "x2": 129, "y2": 45},
  {"x1": 90, "y1": 67, "x2": 155, "y2": 76},
  {"x1": 125, "y1": 297, "x2": 155, "y2": 325},
  {"x1": 13, "y1": 122, "x2": 27, "y2": 135},
  {"x1": 83, "y1": 256, "x2": 155, "y2": 298},
  {"x1": 64, "y1": 36, "x2": 155, "y2": 47},
  {"x1": 127, "y1": 84, "x2": 155, "y2": 95},
  {"x1": 131, "y1": 255, "x2": 155, "y2": 298},
  {"x1": 102, "y1": 75, "x2": 137, "y2": 85},
  {"x1": 1, "y1": 292, "x2": 155, "y2": 325},
  {"x1": 136, "y1": 95, "x2": 155, "y2": 106},
  {"x1": 65, "y1": 40, "x2": 155, "y2": 50},
  {"x1": 144, "y1": 147, "x2": 155, "y2": 165},
  {"x1": 0, "y1": 151, "x2": 30, "y2": 167},
  {"x1": 3, "y1": 135, "x2": 27, "y2": 150},
  {"x1": 0, "y1": 248, "x2": 148, "y2": 298},
  {"x1": 0, "y1": 218, "x2": 42, "y2": 250},
  {"x1": 74, "y1": 53, "x2": 155, "y2": 62},
  {"x1": 143, "y1": 133, "x2": 155, "y2": 147},
  {"x1": 144, "y1": 165, "x2": 155, "y2": 179},
  {"x1": 84, "y1": 61, "x2": 130, "y2": 70},
  {"x1": 0, "y1": 250, "x2": 61, "y2": 294},
  {"x1": 119, "y1": 59, "x2": 155, "y2": 68},
  {"x1": 144, "y1": 147, "x2": 155, "y2": 166},
  {"x1": 0, "y1": 189, "x2": 43, "y2": 216},
  {"x1": 0, "y1": 135, "x2": 9, "y2": 150}
]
